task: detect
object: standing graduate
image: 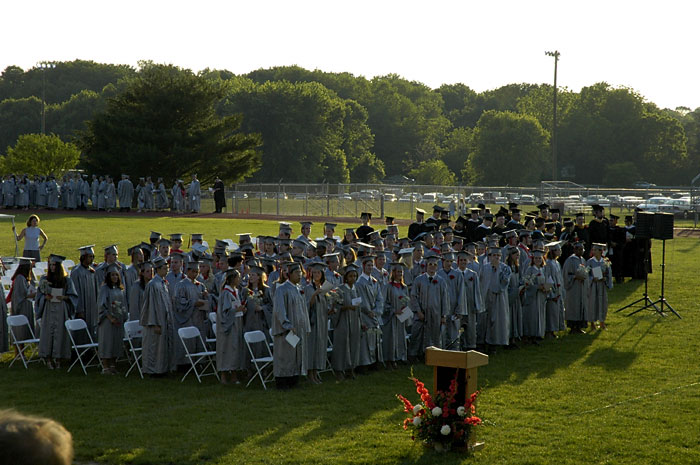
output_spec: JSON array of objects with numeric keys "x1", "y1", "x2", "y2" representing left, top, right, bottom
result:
[
  {"x1": 45, "y1": 176, "x2": 59, "y2": 210},
  {"x1": 355, "y1": 212, "x2": 374, "y2": 242},
  {"x1": 129, "y1": 262, "x2": 153, "y2": 322},
  {"x1": 94, "y1": 245, "x2": 127, "y2": 297},
  {"x1": 243, "y1": 264, "x2": 273, "y2": 358},
  {"x1": 355, "y1": 255, "x2": 385, "y2": 370},
  {"x1": 104, "y1": 176, "x2": 117, "y2": 211},
  {"x1": 456, "y1": 250, "x2": 483, "y2": 350},
  {"x1": 521, "y1": 249, "x2": 548, "y2": 344},
  {"x1": 36, "y1": 255, "x2": 78, "y2": 369},
  {"x1": 504, "y1": 246, "x2": 523, "y2": 346},
  {"x1": 139, "y1": 256, "x2": 175, "y2": 376},
  {"x1": 171, "y1": 180, "x2": 185, "y2": 213},
  {"x1": 331, "y1": 264, "x2": 362, "y2": 380},
  {"x1": 544, "y1": 242, "x2": 567, "y2": 337},
  {"x1": 381, "y1": 262, "x2": 409, "y2": 367},
  {"x1": 97, "y1": 264, "x2": 128, "y2": 374},
  {"x1": 9, "y1": 259, "x2": 37, "y2": 347},
  {"x1": 438, "y1": 252, "x2": 466, "y2": 350},
  {"x1": 172, "y1": 259, "x2": 208, "y2": 367},
  {"x1": 272, "y1": 262, "x2": 311, "y2": 389},
  {"x1": 409, "y1": 253, "x2": 450, "y2": 359},
  {"x1": 217, "y1": 269, "x2": 247, "y2": 385},
  {"x1": 563, "y1": 242, "x2": 590, "y2": 333},
  {"x1": 587, "y1": 243, "x2": 613, "y2": 331},
  {"x1": 117, "y1": 174, "x2": 134, "y2": 212},
  {"x1": 303, "y1": 261, "x2": 332, "y2": 384},
  {"x1": 188, "y1": 174, "x2": 201, "y2": 213},
  {"x1": 213, "y1": 176, "x2": 226, "y2": 213},
  {"x1": 70, "y1": 246, "x2": 99, "y2": 338},
  {"x1": 479, "y1": 247, "x2": 511, "y2": 351}
]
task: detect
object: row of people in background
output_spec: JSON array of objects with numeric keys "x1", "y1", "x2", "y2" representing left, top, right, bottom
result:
[
  {"x1": 2, "y1": 211, "x2": 617, "y2": 388},
  {"x1": 0, "y1": 173, "x2": 205, "y2": 213}
]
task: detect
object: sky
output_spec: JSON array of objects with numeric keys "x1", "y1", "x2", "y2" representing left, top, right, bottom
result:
[{"x1": 2, "y1": 0, "x2": 698, "y2": 110}]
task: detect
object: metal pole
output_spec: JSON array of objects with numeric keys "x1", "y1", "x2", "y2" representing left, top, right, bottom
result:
[
  {"x1": 259, "y1": 182, "x2": 262, "y2": 214},
  {"x1": 545, "y1": 50, "x2": 560, "y2": 182},
  {"x1": 41, "y1": 68, "x2": 46, "y2": 134},
  {"x1": 12, "y1": 218, "x2": 19, "y2": 256}
]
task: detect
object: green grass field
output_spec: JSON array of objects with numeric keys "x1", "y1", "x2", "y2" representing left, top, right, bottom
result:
[{"x1": 1, "y1": 213, "x2": 699, "y2": 464}]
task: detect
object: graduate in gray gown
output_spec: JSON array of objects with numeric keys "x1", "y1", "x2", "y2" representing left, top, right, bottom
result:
[
  {"x1": 544, "y1": 241, "x2": 567, "y2": 337},
  {"x1": 355, "y1": 255, "x2": 385, "y2": 369},
  {"x1": 172, "y1": 259, "x2": 208, "y2": 366},
  {"x1": 382, "y1": 262, "x2": 409, "y2": 366},
  {"x1": 456, "y1": 251, "x2": 483, "y2": 350},
  {"x1": 479, "y1": 247, "x2": 511, "y2": 349},
  {"x1": 35, "y1": 255, "x2": 78, "y2": 369},
  {"x1": 36, "y1": 176, "x2": 47, "y2": 207},
  {"x1": 521, "y1": 249, "x2": 547, "y2": 343},
  {"x1": 45, "y1": 176, "x2": 59, "y2": 209},
  {"x1": 504, "y1": 246, "x2": 523, "y2": 345},
  {"x1": 272, "y1": 262, "x2": 311, "y2": 389},
  {"x1": 409, "y1": 252, "x2": 450, "y2": 358},
  {"x1": 587, "y1": 243, "x2": 613, "y2": 331},
  {"x1": 323, "y1": 253, "x2": 343, "y2": 286},
  {"x1": 154, "y1": 178, "x2": 166, "y2": 210},
  {"x1": 9, "y1": 259, "x2": 36, "y2": 342},
  {"x1": 303, "y1": 261, "x2": 332, "y2": 384},
  {"x1": 65, "y1": 176, "x2": 77, "y2": 210},
  {"x1": 129, "y1": 262, "x2": 153, "y2": 322},
  {"x1": 97, "y1": 264, "x2": 128, "y2": 374},
  {"x1": 70, "y1": 246, "x2": 99, "y2": 339},
  {"x1": 139, "y1": 257, "x2": 175, "y2": 375},
  {"x1": 94, "y1": 245, "x2": 127, "y2": 299},
  {"x1": 187, "y1": 174, "x2": 201, "y2": 213},
  {"x1": 437, "y1": 252, "x2": 466, "y2": 350},
  {"x1": 105, "y1": 176, "x2": 117, "y2": 211},
  {"x1": 330, "y1": 264, "x2": 361, "y2": 380},
  {"x1": 90, "y1": 174, "x2": 99, "y2": 208},
  {"x1": 217, "y1": 269, "x2": 247, "y2": 384},
  {"x1": 117, "y1": 174, "x2": 134, "y2": 212},
  {"x1": 563, "y1": 242, "x2": 590, "y2": 333}
]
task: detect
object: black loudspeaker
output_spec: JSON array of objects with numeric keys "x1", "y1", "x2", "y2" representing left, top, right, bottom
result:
[
  {"x1": 636, "y1": 212, "x2": 654, "y2": 239},
  {"x1": 653, "y1": 212, "x2": 674, "y2": 240}
]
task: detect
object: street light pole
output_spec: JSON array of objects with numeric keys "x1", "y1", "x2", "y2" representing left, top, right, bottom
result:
[
  {"x1": 37, "y1": 61, "x2": 56, "y2": 134},
  {"x1": 545, "y1": 51, "x2": 560, "y2": 181}
]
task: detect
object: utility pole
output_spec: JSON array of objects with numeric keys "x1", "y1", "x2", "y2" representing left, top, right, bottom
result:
[
  {"x1": 37, "y1": 61, "x2": 56, "y2": 134},
  {"x1": 545, "y1": 51, "x2": 560, "y2": 181}
]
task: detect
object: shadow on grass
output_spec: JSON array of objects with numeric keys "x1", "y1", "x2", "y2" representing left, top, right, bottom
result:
[{"x1": 581, "y1": 346, "x2": 638, "y2": 371}]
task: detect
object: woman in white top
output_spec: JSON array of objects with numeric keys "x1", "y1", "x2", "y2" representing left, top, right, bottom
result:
[{"x1": 12, "y1": 215, "x2": 48, "y2": 261}]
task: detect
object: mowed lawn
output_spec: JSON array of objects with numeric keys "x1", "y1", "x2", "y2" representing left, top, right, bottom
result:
[{"x1": 1, "y1": 212, "x2": 699, "y2": 465}]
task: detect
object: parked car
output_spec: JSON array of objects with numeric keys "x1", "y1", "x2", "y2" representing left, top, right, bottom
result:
[
  {"x1": 584, "y1": 195, "x2": 610, "y2": 207},
  {"x1": 383, "y1": 193, "x2": 397, "y2": 202},
  {"x1": 421, "y1": 192, "x2": 439, "y2": 203},
  {"x1": 636, "y1": 196, "x2": 672, "y2": 212},
  {"x1": 633, "y1": 181, "x2": 657, "y2": 189},
  {"x1": 519, "y1": 194, "x2": 537, "y2": 205}
]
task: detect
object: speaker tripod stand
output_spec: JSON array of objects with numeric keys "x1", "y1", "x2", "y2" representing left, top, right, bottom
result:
[{"x1": 618, "y1": 239, "x2": 680, "y2": 319}]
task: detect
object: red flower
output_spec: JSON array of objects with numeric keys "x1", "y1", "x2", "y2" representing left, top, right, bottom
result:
[
  {"x1": 397, "y1": 394, "x2": 414, "y2": 413},
  {"x1": 432, "y1": 279, "x2": 438, "y2": 284},
  {"x1": 300, "y1": 290, "x2": 304, "y2": 295},
  {"x1": 449, "y1": 275, "x2": 455, "y2": 280},
  {"x1": 465, "y1": 416, "x2": 482, "y2": 426},
  {"x1": 469, "y1": 277, "x2": 473, "y2": 281}
]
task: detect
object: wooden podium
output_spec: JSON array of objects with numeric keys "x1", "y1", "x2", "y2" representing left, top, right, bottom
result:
[
  {"x1": 425, "y1": 347, "x2": 488, "y2": 451},
  {"x1": 425, "y1": 347, "x2": 488, "y2": 406}
]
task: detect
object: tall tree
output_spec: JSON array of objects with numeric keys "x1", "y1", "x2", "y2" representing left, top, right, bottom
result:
[
  {"x1": 464, "y1": 110, "x2": 549, "y2": 185},
  {"x1": 0, "y1": 97, "x2": 42, "y2": 154},
  {"x1": 80, "y1": 63, "x2": 261, "y2": 184}
]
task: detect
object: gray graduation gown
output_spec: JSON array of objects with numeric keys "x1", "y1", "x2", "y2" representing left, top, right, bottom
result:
[
  {"x1": 545, "y1": 259, "x2": 567, "y2": 331},
  {"x1": 97, "y1": 285, "x2": 127, "y2": 358},
  {"x1": 410, "y1": 273, "x2": 450, "y2": 355},
  {"x1": 563, "y1": 255, "x2": 590, "y2": 323},
  {"x1": 172, "y1": 278, "x2": 206, "y2": 365},
  {"x1": 521, "y1": 265, "x2": 546, "y2": 339},
  {"x1": 438, "y1": 268, "x2": 467, "y2": 349},
  {"x1": 587, "y1": 257, "x2": 613, "y2": 322},
  {"x1": 381, "y1": 282, "x2": 408, "y2": 362},
  {"x1": 0, "y1": 284, "x2": 8, "y2": 353},
  {"x1": 330, "y1": 283, "x2": 361, "y2": 372},
  {"x1": 139, "y1": 275, "x2": 175, "y2": 374},
  {"x1": 10, "y1": 274, "x2": 35, "y2": 340},
  {"x1": 242, "y1": 285, "x2": 273, "y2": 364},
  {"x1": 303, "y1": 283, "x2": 331, "y2": 370},
  {"x1": 460, "y1": 267, "x2": 484, "y2": 349},
  {"x1": 46, "y1": 180, "x2": 59, "y2": 209},
  {"x1": 188, "y1": 180, "x2": 201, "y2": 212},
  {"x1": 153, "y1": 182, "x2": 165, "y2": 210},
  {"x1": 216, "y1": 285, "x2": 246, "y2": 371},
  {"x1": 272, "y1": 281, "x2": 311, "y2": 377},
  {"x1": 480, "y1": 263, "x2": 511, "y2": 345},
  {"x1": 70, "y1": 265, "x2": 99, "y2": 338},
  {"x1": 507, "y1": 267, "x2": 523, "y2": 340},
  {"x1": 128, "y1": 281, "x2": 146, "y2": 322},
  {"x1": 355, "y1": 273, "x2": 384, "y2": 366},
  {"x1": 36, "y1": 278, "x2": 78, "y2": 359},
  {"x1": 117, "y1": 179, "x2": 134, "y2": 209}
]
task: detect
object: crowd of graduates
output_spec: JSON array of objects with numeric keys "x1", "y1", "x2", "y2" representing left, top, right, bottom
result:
[
  {"x1": 0, "y1": 201, "x2": 652, "y2": 389},
  {"x1": 0, "y1": 173, "x2": 223, "y2": 214}
]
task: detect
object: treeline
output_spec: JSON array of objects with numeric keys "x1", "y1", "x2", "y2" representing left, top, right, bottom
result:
[{"x1": 1, "y1": 60, "x2": 699, "y2": 186}]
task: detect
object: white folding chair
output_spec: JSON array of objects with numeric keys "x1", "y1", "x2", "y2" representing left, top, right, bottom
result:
[
  {"x1": 244, "y1": 330, "x2": 274, "y2": 390},
  {"x1": 208, "y1": 312, "x2": 217, "y2": 325},
  {"x1": 320, "y1": 320, "x2": 335, "y2": 375},
  {"x1": 205, "y1": 322, "x2": 217, "y2": 350},
  {"x1": 7, "y1": 315, "x2": 41, "y2": 368},
  {"x1": 65, "y1": 319, "x2": 100, "y2": 375},
  {"x1": 123, "y1": 320, "x2": 143, "y2": 379},
  {"x1": 1, "y1": 276, "x2": 11, "y2": 294},
  {"x1": 177, "y1": 326, "x2": 219, "y2": 383},
  {"x1": 63, "y1": 259, "x2": 75, "y2": 270},
  {"x1": 34, "y1": 262, "x2": 48, "y2": 271}
]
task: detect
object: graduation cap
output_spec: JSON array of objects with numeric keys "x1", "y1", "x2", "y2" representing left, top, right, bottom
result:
[
  {"x1": 416, "y1": 208, "x2": 426, "y2": 215},
  {"x1": 344, "y1": 228, "x2": 358, "y2": 239},
  {"x1": 398, "y1": 247, "x2": 414, "y2": 256},
  {"x1": 592, "y1": 242, "x2": 607, "y2": 250},
  {"x1": 469, "y1": 208, "x2": 481, "y2": 214},
  {"x1": 455, "y1": 216, "x2": 467, "y2": 224},
  {"x1": 360, "y1": 254, "x2": 376, "y2": 263},
  {"x1": 625, "y1": 215, "x2": 634, "y2": 221},
  {"x1": 531, "y1": 249, "x2": 546, "y2": 258},
  {"x1": 17, "y1": 257, "x2": 34, "y2": 266},
  {"x1": 483, "y1": 214, "x2": 494, "y2": 220},
  {"x1": 248, "y1": 262, "x2": 266, "y2": 274},
  {"x1": 537, "y1": 203, "x2": 550, "y2": 210},
  {"x1": 106, "y1": 263, "x2": 121, "y2": 274},
  {"x1": 510, "y1": 208, "x2": 521, "y2": 214},
  {"x1": 388, "y1": 262, "x2": 407, "y2": 271},
  {"x1": 609, "y1": 213, "x2": 620, "y2": 220},
  {"x1": 367, "y1": 231, "x2": 381, "y2": 243},
  {"x1": 323, "y1": 252, "x2": 341, "y2": 262},
  {"x1": 150, "y1": 231, "x2": 162, "y2": 240},
  {"x1": 572, "y1": 241, "x2": 586, "y2": 249},
  {"x1": 157, "y1": 238, "x2": 172, "y2": 246},
  {"x1": 531, "y1": 230, "x2": 545, "y2": 241},
  {"x1": 127, "y1": 244, "x2": 143, "y2": 256},
  {"x1": 236, "y1": 233, "x2": 252, "y2": 243},
  {"x1": 432, "y1": 205, "x2": 444, "y2": 213},
  {"x1": 343, "y1": 263, "x2": 360, "y2": 275},
  {"x1": 152, "y1": 256, "x2": 167, "y2": 268},
  {"x1": 104, "y1": 244, "x2": 119, "y2": 255},
  {"x1": 169, "y1": 233, "x2": 183, "y2": 241},
  {"x1": 487, "y1": 247, "x2": 502, "y2": 255},
  {"x1": 49, "y1": 254, "x2": 66, "y2": 264},
  {"x1": 355, "y1": 242, "x2": 375, "y2": 253},
  {"x1": 191, "y1": 233, "x2": 204, "y2": 242},
  {"x1": 508, "y1": 202, "x2": 519, "y2": 210},
  {"x1": 518, "y1": 229, "x2": 532, "y2": 237},
  {"x1": 192, "y1": 243, "x2": 208, "y2": 256},
  {"x1": 169, "y1": 251, "x2": 185, "y2": 261},
  {"x1": 277, "y1": 238, "x2": 292, "y2": 247},
  {"x1": 423, "y1": 251, "x2": 440, "y2": 262},
  {"x1": 442, "y1": 252, "x2": 456, "y2": 261},
  {"x1": 563, "y1": 219, "x2": 574, "y2": 226},
  {"x1": 591, "y1": 204, "x2": 604, "y2": 212},
  {"x1": 575, "y1": 212, "x2": 585, "y2": 218},
  {"x1": 545, "y1": 240, "x2": 563, "y2": 249},
  {"x1": 300, "y1": 221, "x2": 313, "y2": 227},
  {"x1": 550, "y1": 208, "x2": 560, "y2": 214},
  {"x1": 324, "y1": 222, "x2": 337, "y2": 230},
  {"x1": 78, "y1": 245, "x2": 95, "y2": 256},
  {"x1": 292, "y1": 239, "x2": 308, "y2": 250},
  {"x1": 504, "y1": 229, "x2": 518, "y2": 239},
  {"x1": 225, "y1": 268, "x2": 240, "y2": 279},
  {"x1": 385, "y1": 216, "x2": 395, "y2": 224},
  {"x1": 360, "y1": 212, "x2": 372, "y2": 219},
  {"x1": 495, "y1": 210, "x2": 506, "y2": 218}
]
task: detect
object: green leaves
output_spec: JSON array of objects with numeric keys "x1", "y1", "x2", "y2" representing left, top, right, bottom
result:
[{"x1": 2, "y1": 133, "x2": 80, "y2": 176}]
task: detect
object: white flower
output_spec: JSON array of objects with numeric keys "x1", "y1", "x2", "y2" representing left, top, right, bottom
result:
[
  {"x1": 457, "y1": 406, "x2": 466, "y2": 416},
  {"x1": 431, "y1": 407, "x2": 442, "y2": 417},
  {"x1": 413, "y1": 404, "x2": 422, "y2": 415},
  {"x1": 413, "y1": 416, "x2": 422, "y2": 426},
  {"x1": 440, "y1": 425, "x2": 451, "y2": 436}
]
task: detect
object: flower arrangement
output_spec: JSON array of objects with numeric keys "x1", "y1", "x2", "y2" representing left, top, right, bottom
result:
[
  {"x1": 397, "y1": 374, "x2": 482, "y2": 452},
  {"x1": 328, "y1": 288, "x2": 344, "y2": 307}
]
